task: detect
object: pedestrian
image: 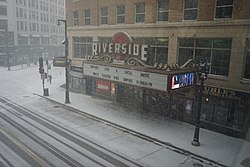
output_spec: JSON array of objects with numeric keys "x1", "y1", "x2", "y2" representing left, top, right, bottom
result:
[{"x1": 49, "y1": 74, "x2": 52, "y2": 84}]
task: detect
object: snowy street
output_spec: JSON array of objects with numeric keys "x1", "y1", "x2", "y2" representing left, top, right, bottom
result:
[{"x1": 0, "y1": 64, "x2": 249, "y2": 167}]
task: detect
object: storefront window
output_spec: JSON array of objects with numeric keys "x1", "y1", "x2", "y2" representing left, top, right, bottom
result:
[
  {"x1": 243, "y1": 39, "x2": 250, "y2": 79},
  {"x1": 201, "y1": 96, "x2": 247, "y2": 130},
  {"x1": 201, "y1": 98, "x2": 214, "y2": 122},
  {"x1": 213, "y1": 100, "x2": 228, "y2": 126},
  {"x1": 72, "y1": 77, "x2": 80, "y2": 89},
  {"x1": 178, "y1": 38, "x2": 232, "y2": 76}
]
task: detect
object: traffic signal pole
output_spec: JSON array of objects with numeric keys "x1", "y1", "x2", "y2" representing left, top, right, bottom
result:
[{"x1": 39, "y1": 57, "x2": 47, "y2": 96}]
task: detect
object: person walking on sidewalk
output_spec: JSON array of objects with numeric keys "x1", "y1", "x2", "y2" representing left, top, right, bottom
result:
[{"x1": 49, "y1": 74, "x2": 52, "y2": 84}]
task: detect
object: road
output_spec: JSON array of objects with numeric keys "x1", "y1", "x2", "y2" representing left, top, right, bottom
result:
[{"x1": 0, "y1": 64, "x2": 219, "y2": 167}]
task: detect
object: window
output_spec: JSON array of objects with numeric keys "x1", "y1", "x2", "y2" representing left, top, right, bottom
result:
[
  {"x1": 135, "y1": 2, "x2": 145, "y2": 23},
  {"x1": 100, "y1": 7, "x2": 108, "y2": 25},
  {"x1": 134, "y1": 37, "x2": 169, "y2": 66},
  {"x1": 18, "y1": 35, "x2": 28, "y2": 45},
  {"x1": 201, "y1": 96, "x2": 246, "y2": 130},
  {"x1": 73, "y1": 37, "x2": 93, "y2": 58},
  {"x1": 157, "y1": 0, "x2": 169, "y2": 21},
  {"x1": 243, "y1": 39, "x2": 250, "y2": 79},
  {"x1": 30, "y1": 37, "x2": 40, "y2": 45},
  {"x1": 178, "y1": 38, "x2": 232, "y2": 76},
  {"x1": 73, "y1": 11, "x2": 79, "y2": 26},
  {"x1": 0, "y1": 5, "x2": 7, "y2": 16},
  {"x1": 183, "y1": 0, "x2": 198, "y2": 20},
  {"x1": 116, "y1": 5, "x2": 125, "y2": 24},
  {"x1": 215, "y1": 0, "x2": 233, "y2": 19},
  {"x1": 84, "y1": 9, "x2": 90, "y2": 25}
]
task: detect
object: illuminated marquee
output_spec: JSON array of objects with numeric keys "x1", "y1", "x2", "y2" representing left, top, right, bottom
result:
[
  {"x1": 170, "y1": 72, "x2": 195, "y2": 90},
  {"x1": 83, "y1": 63, "x2": 168, "y2": 91}
]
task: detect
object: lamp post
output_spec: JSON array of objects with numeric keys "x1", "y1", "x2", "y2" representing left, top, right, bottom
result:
[
  {"x1": 4, "y1": 27, "x2": 10, "y2": 71},
  {"x1": 191, "y1": 61, "x2": 210, "y2": 146},
  {"x1": 57, "y1": 19, "x2": 70, "y2": 104}
]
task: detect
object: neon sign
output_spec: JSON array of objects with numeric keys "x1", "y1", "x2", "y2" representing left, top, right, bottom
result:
[{"x1": 171, "y1": 72, "x2": 194, "y2": 90}]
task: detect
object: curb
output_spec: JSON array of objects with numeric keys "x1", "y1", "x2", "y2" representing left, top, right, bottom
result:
[{"x1": 34, "y1": 93, "x2": 227, "y2": 167}]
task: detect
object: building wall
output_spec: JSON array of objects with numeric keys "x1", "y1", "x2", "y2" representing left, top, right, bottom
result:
[{"x1": 66, "y1": 0, "x2": 250, "y2": 137}]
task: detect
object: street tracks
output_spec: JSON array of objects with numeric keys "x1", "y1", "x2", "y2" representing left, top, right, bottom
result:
[{"x1": 0, "y1": 96, "x2": 143, "y2": 167}]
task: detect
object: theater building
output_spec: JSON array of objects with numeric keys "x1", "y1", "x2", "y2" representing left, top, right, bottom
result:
[{"x1": 65, "y1": 0, "x2": 250, "y2": 138}]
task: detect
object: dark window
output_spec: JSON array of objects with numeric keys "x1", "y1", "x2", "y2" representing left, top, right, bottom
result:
[
  {"x1": 243, "y1": 39, "x2": 250, "y2": 79},
  {"x1": 73, "y1": 37, "x2": 93, "y2": 59},
  {"x1": 201, "y1": 97, "x2": 246, "y2": 130},
  {"x1": 215, "y1": 0, "x2": 233, "y2": 19},
  {"x1": 30, "y1": 37, "x2": 40, "y2": 45},
  {"x1": 135, "y1": 2, "x2": 145, "y2": 23},
  {"x1": 157, "y1": 0, "x2": 169, "y2": 21},
  {"x1": 100, "y1": 7, "x2": 108, "y2": 25},
  {"x1": 84, "y1": 9, "x2": 90, "y2": 25},
  {"x1": 0, "y1": 5, "x2": 7, "y2": 16},
  {"x1": 73, "y1": 11, "x2": 79, "y2": 26},
  {"x1": 178, "y1": 38, "x2": 232, "y2": 76},
  {"x1": 134, "y1": 37, "x2": 168, "y2": 66},
  {"x1": 117, "y1": 5, "x2": 125, "y2": 24},
  {"x1": 183, "y1": 0, "x2": 198, "y2": 20}
]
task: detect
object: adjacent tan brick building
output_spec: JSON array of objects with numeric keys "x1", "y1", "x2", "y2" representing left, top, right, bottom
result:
[{"x1": 65, "y1": 0, "x2": 250, "y2": 137}]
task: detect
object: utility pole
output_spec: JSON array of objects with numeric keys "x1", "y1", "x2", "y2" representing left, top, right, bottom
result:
[
  {"x1": 191, "y1": 61, "x2": 210, "y2": 146},
  {"x1": 5, "y1": 27, "x2": 10, "y2": 71},
  {"x1": 57, "y1": 19, "x2": 70, "y2": 104}
]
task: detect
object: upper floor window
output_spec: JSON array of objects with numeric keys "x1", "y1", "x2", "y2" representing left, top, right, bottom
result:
[
  {"x1": 215, "y1": 0, "x2": 233, "y2": 19},
  {"x1": 178, "y1": 38, "x2": 232, "y2": 76},
  {"x1": 135, "y1": 2, "x2": 145, "y2": 23},
  {"x1": 84, "y1": 9, "x2": 90, "y2": 25},
  {"x1": 243, "y1": 39, "x2": 250, "y2": 79},
  {"x1": 116, "y1": 5, "x2": 125, "y2": 24},
  {"x1": 0, "y1": 19, "x2": 8, "y2": 29},
  {"x1": 183, "y1": 0, "x2": 198, "y2": 20},
  {"x1": 73, "y1": 11, "x2": 79, "y2": 26},
  {"x1": 0, "y1": 5, "x2": 7, "y2": 16},
  {"x1": 157, "y1": 0, "x2": 169, "y2": 21},
  {"x1": 100, "y1": 7, "x2": 108, "y2": 25}
]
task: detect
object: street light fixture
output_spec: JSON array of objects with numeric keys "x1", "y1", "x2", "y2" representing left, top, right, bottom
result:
[
  {"x1": 57, "y1": 19, "x2": 70, "y2": 104},
  {"x1": 2, "y1": 26, "x2": 11, "y2": 71},
  {"x1": 191, "y1": 61, "x2": 210, "y2": 146}
]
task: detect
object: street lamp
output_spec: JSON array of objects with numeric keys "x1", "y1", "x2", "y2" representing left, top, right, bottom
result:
[
  {"x1": 3, "y1": 26, "x2": 11, "y2": 71},
  {"x1": 57, "y1": 19, "x2": 70, "y2": 104},
  {"x1": 191, "y1": 61, "x2": 210, "y2": 146}
]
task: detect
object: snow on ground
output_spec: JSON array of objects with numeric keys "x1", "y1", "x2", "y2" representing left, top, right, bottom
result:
[{"x1": 0, "y1": 64, "x2": 250, "y2": 167}]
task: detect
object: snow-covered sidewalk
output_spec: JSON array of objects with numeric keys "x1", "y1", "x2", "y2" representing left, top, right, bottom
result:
[{"x1": 42, "y1": 67, "x2": 250, "y2": 167}]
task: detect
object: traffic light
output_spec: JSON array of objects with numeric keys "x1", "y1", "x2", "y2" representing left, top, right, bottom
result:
[{"x1": 39, "y1": 57, "x2": 44, "y2": 74}]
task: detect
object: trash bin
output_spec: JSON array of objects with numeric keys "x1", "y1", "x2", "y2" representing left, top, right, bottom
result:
[{"x1": 44, "y1": 88, "x2": 49, "y2": 96}]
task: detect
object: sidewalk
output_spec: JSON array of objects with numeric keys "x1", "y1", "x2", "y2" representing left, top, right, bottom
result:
[{"x1": 45, "y1": 69, "x2": 250, "y2": 167}]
